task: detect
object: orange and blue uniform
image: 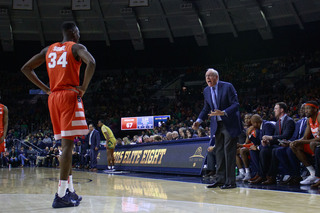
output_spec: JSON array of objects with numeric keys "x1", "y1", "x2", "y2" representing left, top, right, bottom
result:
[
  {"x1": 304, "y1": 112, "x2": 320, "y2": 155},
  {"x1": 46, "y1": 42, "x2": 88, "y2": 140}
]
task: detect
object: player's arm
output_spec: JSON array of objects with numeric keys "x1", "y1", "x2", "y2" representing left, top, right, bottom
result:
[
  {"x1": 21, "y1": 47, "x2": 51, "y2": 95},
  {"x1": 0, "y1": 105, "x2": 8, "y2": 143},
  {"x1": 103, "y1": 130, "x2": 110, "y2": 142},
  {"x1": 291, "y1": 120, "x2": 312, "y2": 145},
  {"x1": 72, "y1": 44, "x2": 95, "y2": 97}
]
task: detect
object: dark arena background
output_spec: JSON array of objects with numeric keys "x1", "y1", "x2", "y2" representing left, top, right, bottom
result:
[{"x1": 1, "y1": 0, "x2": 320, "y2": 212}]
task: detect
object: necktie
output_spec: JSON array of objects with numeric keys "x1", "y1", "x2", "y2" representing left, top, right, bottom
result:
[
  {"x1": 211, "y1": 87, "x2": 222, "y2": 121},
  {"x1": 279, "y1": 119, "x2": 282, "y2": 134},
  {"x1": 89, "y1": 131, "x2": 93, "y2": 145},
  {"x1": 211, "y1": 87, "x2": 218, "y2": 109}
]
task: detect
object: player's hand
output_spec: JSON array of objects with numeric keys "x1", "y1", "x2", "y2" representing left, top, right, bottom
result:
[
  {"x1": 249, "y1": 145, "x2": 257, "y2": 151},
  {"x1": 207, "y1": 146, "x2": 215, "y2": 152},
  {"x1": 192, "y1": 122, "x2": 200, "y2": 130},
  {"x1": 262, "y1": 135, "x2": 272, "y2": 141},
  {"x1": 45, "y1": 89, "x2": 52, "y2": 95},
  {"x1": 290, "y1": 141, "x2": 299, "y2": 148},
  {"x1": 95, "y1": 147, "x2": 99, "y2": 151},
  {"x1": 76, "y1": 86, "x2": 86, "y2": 97},
  {"x1": 261, "y1": 140, "x2": 268, "y2": 147},
  {"x1": 208, "y1": 109, "x2": 224, "y2": 117}
]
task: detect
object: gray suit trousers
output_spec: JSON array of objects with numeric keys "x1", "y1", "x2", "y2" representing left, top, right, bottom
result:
[{"x1": 215, "y1": 121, "x2": 237, "y2": 185}]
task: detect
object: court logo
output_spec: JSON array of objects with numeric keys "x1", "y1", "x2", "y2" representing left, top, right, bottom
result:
[{"x1": 189, "y1": 147, "x2": 205, "y2": 159}]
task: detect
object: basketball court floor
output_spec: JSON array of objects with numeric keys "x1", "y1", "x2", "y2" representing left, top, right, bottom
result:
[{"x1": 0, "y1": 167, "x2": 319, "y2": 212}]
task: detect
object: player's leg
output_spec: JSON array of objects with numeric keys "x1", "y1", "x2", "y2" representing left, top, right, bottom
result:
[
  {"x1": 291, "y1": 143, "x2": 316, "y2": 184},
  {"x1": 58, "y1": 138, "x2": 74, "y2": 195},
  {"x1": 111, "y1": 148, "x2": 115, "y2": 169},
  {"x1": 236, "y1": 148, "x2": 245, "y2": 180},
  {"x1": 52, "y1": 138, "x2": 79, "y2": 208},
  {"x1": 67, "y1": 157, "x2": 82, "y2": 202},
  {"x1": 106, "y1": 148, "x2": 111, "y2": 169},
  {"x1": 240, "y1": 147, "x2": 251, "y2": 181},
  {"x1": 290, "y1": 143, "x2": 311, "y2": 167},
  {"x1": 51, "y1": 91, "x2": 83, "y2": 208}
]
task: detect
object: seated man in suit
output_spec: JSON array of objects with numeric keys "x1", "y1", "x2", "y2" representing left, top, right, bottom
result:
[
  {"x1": 248, "y1": 114, "x2": 275, "y2": 184},
  {"x1": 259, "y1": 102, "x2": 295, "y2": 185},
  {"x1": 290, "y1": 101, "x2": 320, "y2": 185},
  {"x1": 274, "y1": 104, "x2": 307, "y2": 185}
]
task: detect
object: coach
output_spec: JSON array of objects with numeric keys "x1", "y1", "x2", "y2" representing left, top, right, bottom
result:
[
  {"x1": 193, "y1": 68, "x2": 242, "y2": 189},
  {"x1": 88, "y1": 124, "x2": 100, "y2": 172}
]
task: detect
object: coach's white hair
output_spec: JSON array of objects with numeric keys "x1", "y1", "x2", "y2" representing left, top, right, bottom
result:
[{"x1": 206, "y1": 68, "x2": 219, "y2": 77}]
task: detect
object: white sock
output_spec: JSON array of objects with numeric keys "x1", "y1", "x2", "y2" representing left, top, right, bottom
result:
[
  {"x1": 239, "y1": 168, "x2": 245, "y2": 175},
  {"x1": 108, "y1": 166, "x2": 111, "y2": 170},
  {"x1": 111, "y1": 166, "x2": 114, "y2": 169},
  {"x1": 307, "y1": 166, "x2": 316, "y2": 176},
  {"x1": 68, "y1": 175, "x2": 75, "y2": 193},
  {"x1": 245, "y1": 168, "x2": 250, "y2": 174},
  {"x1": 58, "y1": 180, "x2": 68, "y2": 198}
]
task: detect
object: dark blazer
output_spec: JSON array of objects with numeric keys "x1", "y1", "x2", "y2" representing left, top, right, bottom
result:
[
  {"x1": 74, "y1": 144, "x2": 85, "y2": 155},
  {"x1": 88, "y1": 129, "x2": 100, "y2": 150},
  {"x1": 290, "y1": 117, "x2": 307, "y2": 141},
  {"x1": 198, "y1": 81, "x2": 242, "y2": 139},
  {"x1": 250, "y1": 120, "x2": 275, "y2": 146},
  {"x1": 270, "y1": 115, "x2": 295, "y2": 145}
]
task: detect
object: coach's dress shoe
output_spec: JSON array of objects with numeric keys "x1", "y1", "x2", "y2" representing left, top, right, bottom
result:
[
  {"x1": 206, "y1": 182, "x2": 224, "y2": 188},
  {"x1": 203, "y1": 171, "x2": 216, "y2": 178},
  {"x1": 249, "y1": 176, "x2": 265, "y2": 184},
  {"x1": 249, "y1": 174, "x2": 259, "y2": 182},
  {"x1": 220, "y1": 184, "x2": 237, "y2": 189},
  {"x1": 262, "y1": 176, "x2": 276, "y2": 185}
]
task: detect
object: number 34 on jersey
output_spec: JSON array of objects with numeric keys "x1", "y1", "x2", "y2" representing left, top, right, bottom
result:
[{"x1": 48, "y1": 52, "x2": 68, "y2": 68}]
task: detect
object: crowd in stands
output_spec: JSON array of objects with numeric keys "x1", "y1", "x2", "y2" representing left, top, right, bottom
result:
[{"x1": 1, "y1": 50, "x2": 320, "y2": 185}]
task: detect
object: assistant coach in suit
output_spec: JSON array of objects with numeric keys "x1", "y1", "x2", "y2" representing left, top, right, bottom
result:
[
  {"x1": 193, "y1": 68, "x2": 243, "y2": 189},
  {"x1": 88, "y1": 124, "x2": 100, "y2": 172}
]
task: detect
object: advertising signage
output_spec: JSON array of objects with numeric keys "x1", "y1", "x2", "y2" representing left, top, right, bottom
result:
[{"x1": 121, "y1": 115, "x2": 170, "y2": 130}]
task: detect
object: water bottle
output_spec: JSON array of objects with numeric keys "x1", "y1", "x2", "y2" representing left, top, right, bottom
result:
[{"x1": 235, "y1": 167, "x2": 238, "y2": 176}]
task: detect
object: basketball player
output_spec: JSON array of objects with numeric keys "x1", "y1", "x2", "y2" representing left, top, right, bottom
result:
[
  {"x1": 21, "y1": 21, "x2": 95, "y2": 208},
  {"x1": 0, "y1": 103, "x2": 9, "y2": 156},
  {"x1": 290, "y1": 101, "x2": 320, "y2": 185},
  {"x1": 97, "y1": 120, "x2": 116, "y2": 170}
]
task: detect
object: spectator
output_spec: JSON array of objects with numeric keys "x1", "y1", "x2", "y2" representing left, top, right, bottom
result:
[
  {"x1": 18, "y1": 146, "x2": 29, "y2": 167},
  {"x1": 9, "y1": 147, "x2": 19, "y2": 167},
  {"x1": 165, "y1": 132, "x2": 173, "y2": 141},
  {"x1": 26, "y1": 146, "x2": 37, "y2": 166},
  {"x1": 172, "y1": 131, "x2": 179, "y2": 140},
  {"x1": 43, "y1": 135, "x2": 52, "y2": 144}
]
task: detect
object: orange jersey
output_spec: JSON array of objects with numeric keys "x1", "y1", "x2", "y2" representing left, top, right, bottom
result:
[
  {"x1": 0, "y1": 104, "x2": 4, "y2": 132},
  {"x1": 309, "y1": 112, "x2": 320, "y2": 139},
  {"x1": 46, "y1": 42, "x2": 82, "y2": 92}
]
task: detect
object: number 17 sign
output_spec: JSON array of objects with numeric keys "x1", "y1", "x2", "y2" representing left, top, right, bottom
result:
[{"x1": 121, "y1": 117, "x2": 137, "y2": 130}]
